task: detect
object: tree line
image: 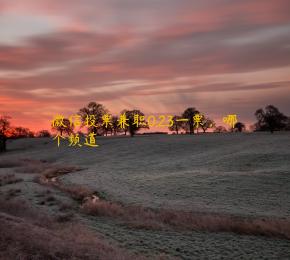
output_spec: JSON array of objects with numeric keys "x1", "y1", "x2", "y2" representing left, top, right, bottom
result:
[{"x1": 0, "y1": 103, "x2": 289, "y2": 152}]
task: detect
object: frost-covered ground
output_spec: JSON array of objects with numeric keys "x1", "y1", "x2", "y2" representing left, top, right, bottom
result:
[{"x1": 1, "y1": 132, "x2": 290, "y2": 259}]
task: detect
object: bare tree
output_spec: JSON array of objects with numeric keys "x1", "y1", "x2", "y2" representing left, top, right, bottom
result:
[
  {"x1": 182, "y1": 107, "x2": 199, "y2": 134},
  {"x1": 200, "y1": 117, "x2": 215, "y2": 133},
  {"x1": 11, "y1": 127, "x2": 34, "y2": 138},
  {"x1": 78, "y1": 102, "x2": 108, "y2": 135},
  {"x1": 285, "y1": 117, "x2": 290, "y2": 131},
  {"x1": 214, "y1": 126, "x2": 228, "y2": 133},
  {"x1": 121, "y1": 110, "x2": 149, "y2": 137},
  {"x1": 168, "y1": 116, "x2": 183, "y2": 134},
  {"x1": 51, "y1": 118, "x2": 74, "y2": 136},
  {"x1": 255, "y1": 105, "x2": 287, "y2": 133},
  {"x1": 234, "y1": 122, "x2": 246, "y2": 132},
  {"x1": 111, "y1": 116, "x2": 122, "y2": 135},
  {"x1": 37, "y1": 130, "x2": 51, "y2": 138},
  {"x1": 99, "y1": 113, "x2": 113, "y2": 136},
  {"x1": 0, "y1": 116, "x2": 11, "y2": 152}
]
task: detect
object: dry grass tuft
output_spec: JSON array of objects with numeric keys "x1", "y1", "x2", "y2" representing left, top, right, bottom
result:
[
  {"x1": 0, "y1": 174, "x2": 23, "y2": 186},
  {"x1": 0, "y1": 159, "x2": 23, "y2": 168},
  {"x1": 58, "y1": 202, "x2": 75, "y2": 212},
  {"x1": 82, "y1": 200, "x2": 124, "y2": 217},
  {"x1": 29, "y1": 159, "x2": 290, "y2": 241},
  {"x1": 0, "y1": 198, "x2": 144, "y2": 260},
  {"x1": 5, "y1": 188, "x2": 22, "y2": 199},
  {"x1": 81, "y1": 200, "x2": 290, "y2": 240},
  {"x1": 55, "y1": 213, "x2": 75, "y2": 223},
  {"x1": 54, "y1": 183, "x2": 92, "y2": 201}
]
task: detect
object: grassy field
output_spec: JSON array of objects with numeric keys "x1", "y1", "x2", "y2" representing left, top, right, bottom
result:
[{"x1": 0, "y1": 132, "x2": 290, "y2": 259}]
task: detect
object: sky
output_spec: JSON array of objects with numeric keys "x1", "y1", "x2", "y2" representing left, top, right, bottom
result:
[{"x1": 0, "y1": 0, "x2": 290, "y2": 132}]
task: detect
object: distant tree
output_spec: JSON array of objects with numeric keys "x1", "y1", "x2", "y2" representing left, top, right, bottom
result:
[
  {"x1": 78, "y1": 102, "x2": 108, "y2": 135},
  {"x1": 214, "y1": 126, "x2": 228, "y2": 133},
  {"x1": 234, "y1": 122, "x2": 246, "y2": 132},
  {"x1": 119, "y1": 110, "x2": 129, "y2": 135},
  {"x1": 122, "y1": 109, "x2": 149, "y2": 137},
  {"x1": 182, "y1": 107, "x2": 199, "y2": 134},
  {"x1": 200, "y1": 117, "x2": 215, "y2": 133},
  {"x1": 99, "y1": 113, "x2": 113, "y2": 136},
  {"x1": 11, "y1": 127, "x2": 34, "y2": 138},
  {"x1": 102, "y1": 125, "x2": 110, "y2": 136},
  {"x1": 168, "y1": 116, "x2": 183, "y2": 134},
  {"x1": 0, "y1": 116, "x2": 11, "y2": 152},
  {"x1": 37, "y1": 130, "x2": 51, "y2": 138},
  {"x1": 284, "y1": 117, "x2": 290, "y2": 131},
  {"x1": 255, "y1": 105, "x2": 288, "y2": 133},
  {"x1": 51, "y1": 118, "x2": 74, "y2": 136},
  {"x1": 111, "y1": 116, "x2": 122, "y2": 135}
]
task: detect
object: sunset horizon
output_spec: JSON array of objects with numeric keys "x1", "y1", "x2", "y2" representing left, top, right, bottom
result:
[
  {"x1": 1, "y1": 2, "x2": 290, "y2": 259},
  {"x1": 1, "y1": 0, "x2": 290, "y2": 132}
]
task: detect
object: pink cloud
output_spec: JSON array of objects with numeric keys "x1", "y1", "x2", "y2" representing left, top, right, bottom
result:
[{"x1": 0, "y1": 0, "x2": 289, "y2": 131}]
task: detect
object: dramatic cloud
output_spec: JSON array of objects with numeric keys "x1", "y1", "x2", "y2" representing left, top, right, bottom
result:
[{"x1": 0, "y1": 0, "x2": 289, "y2": 131}]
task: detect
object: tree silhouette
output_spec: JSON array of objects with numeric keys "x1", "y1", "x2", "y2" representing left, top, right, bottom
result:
[
  {"x1": 200, "y1": 117, "x2": 215, "y2": 133},
  {"x1": 78, "y1": 102, "x2": 108, "y2": 135},
  {"x1": 255, "y1": 105, "x2": 287, "y2": 133},
  {"x1": 37, "y1": 130, "x2": 51, "y2": 138},
  {"x1": 51, "y1": 118, "x2": 74, "y2": 136},
  {"x1": 182, "y1": 107, "x2": 199, "y2": 134},
  {"x1": 214, "y1": 126, "x2": 227, "y2": 133},
  {"x1": 11, "y1": 127, "x2": 34, "y2": 138},
  {"x1": 0, "y1": 116, "x2": 11, "y2": 152},
  {"x1": 168, "y1": 116, "x2": 183, "y2": 134},
  {"x1": 122, "y1": 110, "x2": 149, "y2": 137},
  {"x1": 111, "y1": 116, "x2": 122, "y2": 135},
  {"x1": 234, "y1": 122, "x2": 245, "y2": 132},
  {"x1": 285, "y1": 117, "x2": 290, "y2": 131},
  {"x1": 99, "y1": 113, "x2": 113, "y2": 136}
]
